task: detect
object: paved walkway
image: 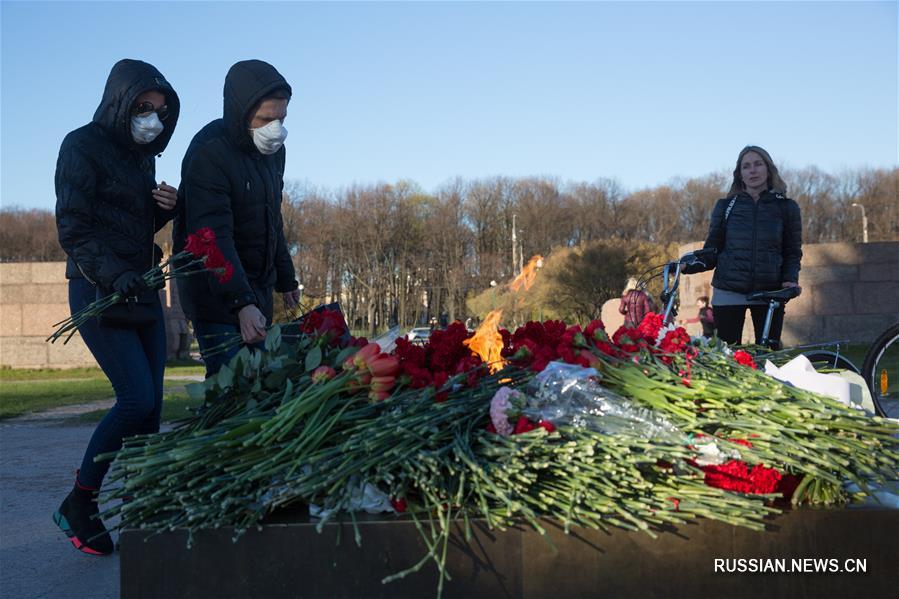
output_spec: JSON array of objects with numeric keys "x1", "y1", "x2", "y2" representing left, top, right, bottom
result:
[
  {"x1": 0, "y1": 375, "x2": 203, "y2": 597},
  {"x1": 1, "y1": 421, "x2": 120, "y2": 598}
]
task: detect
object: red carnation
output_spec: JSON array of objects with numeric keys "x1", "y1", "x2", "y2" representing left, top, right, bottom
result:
[
  {"x1": 184, "y1": 227, "x2": 216, "y2": 257},
  {"x1": 390, "y1": 497, "x2": 407, "y2": 513},
  {"x1": 733, "y1": 350, "x2": 758, "y2": 369},
  {"x1": 637, "y1": 312, "x2": 664, "y2": 342},
  {"x1": 513, "y1": 416, "x2": 536, "y2": 435},
  {"x1": 612, "y1": 326, "x2": 643, "y2": 353},
  {"x1": 584, "y1": 319, "x2": 608, "y2": 342},
  {"x1": 658, "y1": 327, "x2": 690, "y2": 354},
  {"x1": 217, "y1": 261, "x2": 234, "y2": 283}
]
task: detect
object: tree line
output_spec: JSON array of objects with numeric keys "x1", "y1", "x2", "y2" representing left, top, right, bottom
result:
[{"x1": 2, "y1": 166, "x2": 896, "y2": 333}]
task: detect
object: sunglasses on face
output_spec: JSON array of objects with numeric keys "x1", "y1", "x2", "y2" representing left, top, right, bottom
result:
[{"x1": 131, "y1": 101, "x2": 170, "y2": 121}]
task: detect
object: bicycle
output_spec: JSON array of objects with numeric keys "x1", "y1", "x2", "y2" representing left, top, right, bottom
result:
[
  {"x1": 862, "y1": 323, "x2": 899, "y2": 419},
  {"x1": 636, "y1": 249, "x2": 888, "y2": 414}
]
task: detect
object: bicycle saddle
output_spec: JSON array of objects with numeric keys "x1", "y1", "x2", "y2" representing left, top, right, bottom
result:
[{"x1": 746, "y1": 287, "x2": 801, "y2": 302}]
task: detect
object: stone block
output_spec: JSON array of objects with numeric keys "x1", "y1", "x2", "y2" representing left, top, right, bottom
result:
[
  {"x1": 798, "y1": 265, "x2": 858, "y2": 284},
  {"x1": 0, "y1": 263, "x2": 32, "y2": 284},
  {"x1": 801, "y1": 243, "x2": 861, "y2": 267},
  {"x1": 0, "y1": 304, "x2": 23, "y2": 336},
  {"x1": 679, "y1": 276, "x2": 712, "y2": 308},
  {"x1": 0, "y1": 283, "x2": 68, "y2": 305},
  {"x1": 820, "y1": 314, "x2": 899, "y2": 344},
  {"x1": 742, "y1": 316, "x2": 755, "y2": 344},
  {"x1": 48, "y1": 336, "x2": 97, "y2": 368},
  {"x1": 600, "y1": 299, "x2": 624, "y2": 332},
  {"x1": 852, "y1": 282, "x2": 899, "y2": 314},
  {"x1": 784, "y1": 284, "x2": 814, "y2": 315},
  {"x1": 22, "y1": 303, "x2": 72, "y2": 336},
  {"x1": 859, "y1": 261, "x2": 899, "y2": 282},
  {"x1": 858, "y1": 241, "x2": 899, "y2": 265},
  {"x1": 780, "y1": 314, "x2": 822, "y2": 346},
  {"x1": 120, "y1": 508, "x2": 899, "y2": 599},
  {"x1": 29, "y1": 261, "x2": 67, "y2": 284},
  {"x1": 812, "y1": 282, "x2": 854, "y2": 316},
  {"x1": 0, "y1": 337, "x2": 48, "y2": 368}
]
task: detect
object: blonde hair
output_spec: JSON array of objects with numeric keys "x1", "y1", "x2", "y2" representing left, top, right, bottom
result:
[
  {"x1": 623, "y1": 277, "x2": 638, "y2": 293},
  {"x1": 728, "y1": 145, "x2": 787, "y2": 197}
]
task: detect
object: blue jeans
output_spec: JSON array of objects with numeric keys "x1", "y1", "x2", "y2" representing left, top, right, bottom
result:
[
  {"x1": 193, "y1": 320, "x2": 263, "y2": 378},
  {"x1": 69, "y1": 278, "x2": 166, "y2": 489}
]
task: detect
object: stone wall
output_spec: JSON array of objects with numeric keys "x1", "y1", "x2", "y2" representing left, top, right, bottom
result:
[
  {"x1": 677, "y1": 241, "x2": 899, "y2": 345},
  {"x1": 0, "y1": 262, "x2": 191, "y2": 369}
]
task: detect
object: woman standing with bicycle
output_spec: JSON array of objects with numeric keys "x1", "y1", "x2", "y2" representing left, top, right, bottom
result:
[{"x1": 691, "y1": 145, "x2": 802, "y2": 349}]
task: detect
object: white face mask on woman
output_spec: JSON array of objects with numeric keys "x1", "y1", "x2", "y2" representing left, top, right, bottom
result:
[
  {"x1": 250, "y1": 120, "x2": 288, "y2": 155},
  {"x1": 131, "y1": 113, "x2": 164, "y2": 144}
]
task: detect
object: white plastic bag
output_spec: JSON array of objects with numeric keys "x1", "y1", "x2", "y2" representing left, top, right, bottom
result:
[{"x1": 764, "y1": 354, "x2": 854, "y2": 408}]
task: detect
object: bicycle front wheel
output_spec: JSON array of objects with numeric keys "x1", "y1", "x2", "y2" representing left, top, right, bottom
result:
[
  {"x1": 801, "y1": 351, "x2": 860, "y2": 374},
  {"x1": 861, "y1": 323, "x2": 899, "y2": 419}
]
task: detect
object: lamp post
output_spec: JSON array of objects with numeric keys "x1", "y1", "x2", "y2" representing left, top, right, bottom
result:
[
  {"x1": 490, "y1": 280, "x2": 497, "y2": 310},
  {"x1": 851, "y1": 203, "x2": 868, "y2": 243},
  {"x1": 298, "y1": 283, "x2": 304, "y2": 305}
]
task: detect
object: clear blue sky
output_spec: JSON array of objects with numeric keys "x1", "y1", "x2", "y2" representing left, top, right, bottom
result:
[{"x1": 2, "y1": 1, "x2": 896, "y2": 211}]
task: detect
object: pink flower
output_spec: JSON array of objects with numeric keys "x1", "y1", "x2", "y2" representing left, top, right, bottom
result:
[{"x1": 489, "y1": 387, "x2": 518, "y2": 437}]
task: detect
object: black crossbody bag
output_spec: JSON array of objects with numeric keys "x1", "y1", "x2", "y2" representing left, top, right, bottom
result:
[
  {"x1": 97, "y1": 286, "x2": 158, "y2": 328},
  {"x1": 96, "y1": 216, "x2": 160, "y2": 329}
]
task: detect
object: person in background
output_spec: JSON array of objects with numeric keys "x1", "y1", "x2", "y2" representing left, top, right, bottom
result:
[
  {"x1": 680, "y1": 295, "x2": 715, "y2": 337},
  {"x1": 687, "y1": 145, "x2": 802, "y2": 349},
  {"x1": 619, "y1": 277, "x2": 655, "y2": 328},
  {"x1": 173, "y1": 60, "x2": 299, "y2": 377},
  {"x1": 54, "y1": 59, "x2": 180, "y2": 555}
]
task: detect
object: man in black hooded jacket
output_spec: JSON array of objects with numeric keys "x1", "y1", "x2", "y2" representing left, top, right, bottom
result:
[
  {"x1": 173, "y1": 60, "x2": 299, "y2": 376},
  {"x1": 54, "y1": 59, "x2": 180, "y2": 556}
]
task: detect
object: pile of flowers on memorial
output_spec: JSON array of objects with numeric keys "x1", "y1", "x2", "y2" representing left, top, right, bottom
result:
[{"x1": 97, "y1": 310, "x2": 899, "y2": 596}]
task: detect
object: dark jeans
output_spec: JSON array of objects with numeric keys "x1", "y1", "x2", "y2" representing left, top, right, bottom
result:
[
  {"x1": 713, "y1": 304, "x2": 785, "y2": 349},
  {"x1": 193, "y1": 320, "x2": 263, "y2": 378},
  {"x1": 69, "y1": 278, "x2": 166, "y2": 489}
]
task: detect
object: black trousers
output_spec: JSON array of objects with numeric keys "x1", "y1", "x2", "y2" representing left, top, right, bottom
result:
[{"x1": 713, "y1": 304, "x2": 785, "y2": 349}]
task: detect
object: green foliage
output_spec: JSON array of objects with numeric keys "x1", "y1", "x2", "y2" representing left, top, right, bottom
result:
[
  {"x1": 466, "y1": 240, "x2": 679, "y2": 326},
  {"x1": 0, "y1": 379, "x2": 114, "y2": 419}
]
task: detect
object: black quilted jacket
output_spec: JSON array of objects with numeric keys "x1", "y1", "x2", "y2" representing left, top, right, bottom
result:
[
  {"x1": 55, "y1": 59, "x2": 180, "y2": 287},
  {"x1": 699, "y1": 190, "x2": 803, "y2": 293},
  {"x1": 172, "y1": 60, "x2": 297, "y2": 325}
]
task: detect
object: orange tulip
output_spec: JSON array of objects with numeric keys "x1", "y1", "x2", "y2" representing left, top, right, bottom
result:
[
  {"x1": 311, "y1": 365, "x2": 337, "y2": 384},
  {"x1": 370, "y1": 375, "x2": 396, "y2": 393},
  {"x1": 369, "y1": 389, "x2": 391, "y2": 402},
  {"x1": 343, "y1": 342, "x2": 381, "y2": 372},
  {"x1": 367, "y1": 355, "x2": 399, "y2": 378}
]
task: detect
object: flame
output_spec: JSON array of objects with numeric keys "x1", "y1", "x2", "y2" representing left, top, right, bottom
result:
[
  {"x1": 464, "y1": 309, "x2": 505, "y2": 373},
  {"x1": 509, "y1": 255, "x2": 544, "y2": 293}
]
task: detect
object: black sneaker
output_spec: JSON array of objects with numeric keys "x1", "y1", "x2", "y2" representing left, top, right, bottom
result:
[{"x1": 53, "y1": 484, "x2": 114, "y2": 556}]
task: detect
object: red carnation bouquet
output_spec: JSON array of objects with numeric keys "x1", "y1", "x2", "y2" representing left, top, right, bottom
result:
[{"x1": 48, "y1": 227, "x2": 232, "y2": 343}]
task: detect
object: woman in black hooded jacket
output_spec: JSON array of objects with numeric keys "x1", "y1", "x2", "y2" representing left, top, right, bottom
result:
[
  {"x1": 692, "y1": 145, "x2": 802, "y2": 348},
  {"x1": 53, "y1": 59, "x2": 180, "y2": 555}
]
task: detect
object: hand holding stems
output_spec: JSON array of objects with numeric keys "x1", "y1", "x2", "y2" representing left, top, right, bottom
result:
[
  {"x1": 282, "y1": 288, "x2": 301, "y2": 309},
  {"x1": 239, "y1": 304, "x2": 267, "y2": 344}
]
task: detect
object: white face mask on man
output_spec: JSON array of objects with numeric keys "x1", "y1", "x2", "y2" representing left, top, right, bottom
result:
[
  {"x1": 250, "y1": 120, "x2": 288, "y2": 155},
  {"x1": 131, "y1": 113, "x2": 164, "y2": 144}
]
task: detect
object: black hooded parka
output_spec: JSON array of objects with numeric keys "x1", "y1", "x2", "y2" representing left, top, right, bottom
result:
[
  {"x1": 55, "y1": 59, "x2": 180, "y2": 287},
  {"x1": 173, "y1": 60, "x2": 298, "y2": 325}
]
